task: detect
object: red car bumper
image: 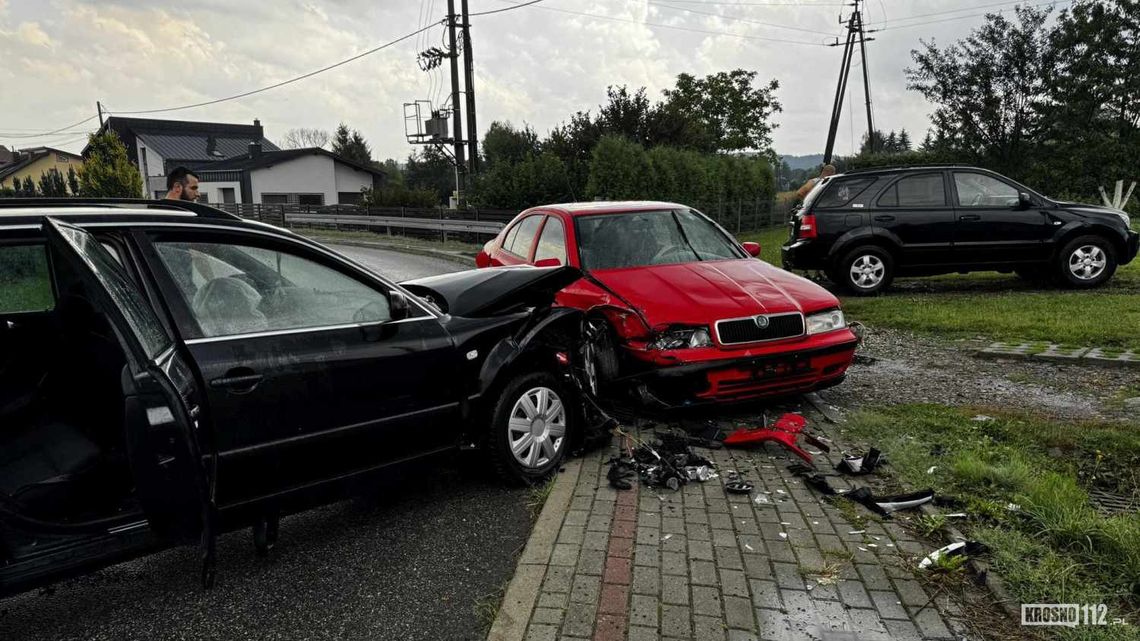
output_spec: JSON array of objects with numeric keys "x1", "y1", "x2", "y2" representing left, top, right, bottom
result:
[{"x1": 624, "y1": 328, "x2": 858, "y2": 405}]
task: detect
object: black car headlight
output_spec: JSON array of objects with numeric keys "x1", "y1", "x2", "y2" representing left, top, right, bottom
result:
[{"x1": 650, "y1": 327, "x2": 713, "y2": 350}]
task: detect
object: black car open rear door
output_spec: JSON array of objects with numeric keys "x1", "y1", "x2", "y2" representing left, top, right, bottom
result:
[{"x1": 41, "y1": 218, "x2": 212, "y2": 554}]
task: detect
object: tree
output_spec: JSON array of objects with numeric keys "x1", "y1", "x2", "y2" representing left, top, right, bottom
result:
[
  {"x1": 596, "y1": 85, "x2": 654, "y2": 144},
  {"x1": 79, "y1": 130, "x2": 144, "y2": 198},
  {"x1": 585, "y1": 135, "x2": 651, "y2": 200},
  {"x1": 404, "y1": 146, "x2": 454, "y2": 205},
  {"x1": 897, "y1": 129, "x2": 912, "y2": 152},
  {"x1": 278, "y1": 127, "x2": 331, "y2": 150},
  {"x1": 906, "y1": 6, "x2": 1052, "y2": 176},
  {"x1": 38, "y1": 169, "x2": 67, "y2": 196},
  {"x1": 884, "y1": 131, "x2": 898, "y2": 153},
  {"x1": 66, "y1": 166, "x2": 80, "y2": 194},
  {"x1": 331, "y1": 123, "x2": 372, "y2": 166},
  {"x1": 661, "y1": 69, "x2": 782, "y2": 156},
  {"x1": 482, "y1": 121, "x2": 540, "y2": 166},
  {"x1": 1036, "y1": 0, "x2": 1140, "y2": 202}
]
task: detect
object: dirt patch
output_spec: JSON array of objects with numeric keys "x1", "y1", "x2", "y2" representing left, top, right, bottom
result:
[{"x1": 828, "y1": 327, "x2": 1140, "y2": 421}]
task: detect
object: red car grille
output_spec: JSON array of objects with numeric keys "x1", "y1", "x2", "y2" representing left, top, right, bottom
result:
[{"x1": 715, "y1": 313, "x2": 804, "y2": 345}]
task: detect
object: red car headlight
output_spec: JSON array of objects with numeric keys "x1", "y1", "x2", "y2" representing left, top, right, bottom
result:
[
  {"x1": 601, "y1": 308, "x2": 651, "y2": 340},
  {"x1": 650, "y1": 327, "x2": 713, "y2": 350}
]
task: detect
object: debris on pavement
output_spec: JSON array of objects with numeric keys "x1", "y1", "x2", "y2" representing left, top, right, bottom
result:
[
  {"x1": 725, "y1": 480, "x2": 754, "y2": 494},
  {"x1": 722, "y1": 413, "x2": 816, "y2": 463},
  {"x1": 836, "y1": 448, "x2": 883, "y2": 475},
  {"x1": 918, "y1": 541, "x2": 987, "y2": 570},
  {"x1": 607, "y1": 428, "x2": 718, "y2": 491},
  {"x1": 846, "y1": 487, "x2": 935, "y2": 516}
]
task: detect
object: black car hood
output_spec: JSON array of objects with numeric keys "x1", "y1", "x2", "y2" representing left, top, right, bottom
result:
[
  {"x1": 401, "y1": 266, "x2": 581, "y2": 317},
  {"x1": 1054, "y1": 200, "x2": 1128, "y2": 218}
]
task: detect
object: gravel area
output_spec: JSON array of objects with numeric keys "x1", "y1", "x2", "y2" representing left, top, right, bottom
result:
[{"x1": 823, "y1": 327, "x2": 1140, "y2": 421}]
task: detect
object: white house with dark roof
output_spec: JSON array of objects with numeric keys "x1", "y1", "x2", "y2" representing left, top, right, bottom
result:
[{"x1": 87, "y1": 116, "x2": 383, "y2": 205}]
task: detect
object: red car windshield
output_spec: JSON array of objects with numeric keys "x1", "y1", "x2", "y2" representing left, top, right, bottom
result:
[{"x1": 576, "y1": 209, "x2": 745, "y2": 271}]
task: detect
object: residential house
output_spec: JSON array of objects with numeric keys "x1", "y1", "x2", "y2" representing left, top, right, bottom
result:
[
  {"x1": 90, "y1": 116, "x2": 383, "y2": 205},
  {"x1": 0, "y1": 146, "x2": 83, "y2": 193}
]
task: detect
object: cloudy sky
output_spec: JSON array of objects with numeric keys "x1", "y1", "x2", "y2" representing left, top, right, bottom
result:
[{"x1": 0, "y1": 0, "x2": 1067, "y2": 160}]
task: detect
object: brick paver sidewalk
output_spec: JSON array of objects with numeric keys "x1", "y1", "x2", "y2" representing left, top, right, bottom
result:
[{"x1": 490, "y1": 408, "x2": 974, "y2": 641}]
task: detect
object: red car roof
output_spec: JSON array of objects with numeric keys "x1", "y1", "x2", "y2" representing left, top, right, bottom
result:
[{"x1": 523, "y1": 201, "x2": 688, "y2": 217}]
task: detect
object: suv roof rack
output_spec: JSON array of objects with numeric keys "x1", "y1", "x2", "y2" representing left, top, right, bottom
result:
[
  {"x1": 0, "y1": 197, "x2": 240, "y2": 220},
  {"x1": 844, "y1": 163, "x2": 977, "y2": 175}
]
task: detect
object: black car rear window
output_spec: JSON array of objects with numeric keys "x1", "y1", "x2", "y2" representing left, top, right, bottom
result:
[
  {"x1": 879, "y1": 174, "x2": 946, "y2": 207},
  {"x1": 814, "y1": 177, "x2": 878, "y2": 209}
]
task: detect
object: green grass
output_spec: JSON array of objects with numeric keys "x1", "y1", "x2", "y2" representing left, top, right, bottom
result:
[
  {"x1": 0, "y1": 276, "x2": 54, "y2": 314},
  {"x1": 844, "y1": 404, "x2": 1140, "y2": 637},
  {"x1": 737, "y1": 225, "x2": 1140, "y2": 350}
]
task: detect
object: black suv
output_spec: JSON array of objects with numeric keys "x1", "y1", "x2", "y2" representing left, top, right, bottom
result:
[
  {"x1": 781, "y1": 166, "x2": 1140, "y2": 294},
  {"x1": 0, "y1": 199, "x2": 600, "y2": 596}
]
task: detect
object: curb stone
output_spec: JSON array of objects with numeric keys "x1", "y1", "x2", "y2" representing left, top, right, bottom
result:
[
  {"x1": 976, "y1": 342, "x2": 1140, "y2": 369},
  {"x1": 488, "y1": 459, "x2": 583, "y2": 641}
]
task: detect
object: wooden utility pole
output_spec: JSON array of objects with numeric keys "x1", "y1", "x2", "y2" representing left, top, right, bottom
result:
[
  {"x1": 461, "y1": 0, "x2": 478, "y2": 174},
  {"x1": 447, "y1": 0, "x2": 467, "y2": 207},
  {"x1": 823, "y1": 0, "x2": 875, "y2": 164}
]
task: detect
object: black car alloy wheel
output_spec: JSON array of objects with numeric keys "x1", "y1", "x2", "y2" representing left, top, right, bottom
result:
[
  {"x1": 488, "y1": 371, "x2": 573, "y2": 484},
  {"x1": 836, "y1": 246, "x2": 894, "y2": 295},
  {"x1": 1056, "y1": 235, "x2": 1117, "y2": 288}
]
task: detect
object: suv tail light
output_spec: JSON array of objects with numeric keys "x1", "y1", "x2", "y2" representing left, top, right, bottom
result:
[{"x1": 797, "y1": 214, "x2": 818, "y2": 240}]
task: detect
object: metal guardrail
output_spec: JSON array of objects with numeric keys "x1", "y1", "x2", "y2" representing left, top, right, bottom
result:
[{"x1": 284, "y1": 213, "x2": 504, "y2": 236}]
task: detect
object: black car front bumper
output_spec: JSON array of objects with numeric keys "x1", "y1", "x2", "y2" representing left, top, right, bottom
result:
[{"x1": 1125, "y1": 229, "x2": 1139, "y2": 264}]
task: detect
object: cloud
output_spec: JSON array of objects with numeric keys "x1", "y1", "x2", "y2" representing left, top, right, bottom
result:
[{"x1": 0, "y1": 0, "x2": 992, "y2": 159}]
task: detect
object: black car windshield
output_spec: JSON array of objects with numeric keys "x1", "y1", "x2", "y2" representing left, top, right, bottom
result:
[{"x1": 576, "y1": 209, "x2": 745, "y2": 271}]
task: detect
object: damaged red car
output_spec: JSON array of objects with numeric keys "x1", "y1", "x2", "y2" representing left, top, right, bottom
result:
[{"x1": 476, "y1": 202, "x2": 859, "y2": 406}]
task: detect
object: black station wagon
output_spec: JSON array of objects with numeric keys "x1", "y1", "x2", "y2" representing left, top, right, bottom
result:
[
  {"x1": 782, "y1": 166, "x2": 1139, "y2": 294},
  {"x1": 0, "y1": 199, "x2": 602, "y2": 596}
]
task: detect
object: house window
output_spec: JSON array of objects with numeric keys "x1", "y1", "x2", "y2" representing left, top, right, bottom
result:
[
  {"x1": 56, "y1": 154, "x2": 70, "y2": 163},
  {"x1": 338, "y1": 191, "x2": 363, "y2": 205},
  {"x1": 220, "y1": 187, "x2": 236, "y2": 204},
  {"x1": 298, "y1": 194, "x2": 324, "y2": 206},
  {"x1": 262, "y1": 194, "x2": 289, "y2": 205}
]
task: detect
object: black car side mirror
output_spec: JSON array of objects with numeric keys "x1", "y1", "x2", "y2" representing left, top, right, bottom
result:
[
  {"x1": 1016, "y1": 192, "x2": 1033, "y2": 210},
  {"x1": 389, "y1": 290, "x2": 410, "y2": 321}
]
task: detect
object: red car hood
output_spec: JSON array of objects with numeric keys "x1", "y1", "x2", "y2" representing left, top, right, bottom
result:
[{"x1": 591, "y1": 259, "x2": 839, "y2": 328}]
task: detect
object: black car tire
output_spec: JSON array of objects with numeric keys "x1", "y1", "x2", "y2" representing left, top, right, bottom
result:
[
  {"x1": 833, "y1": 246, "x2": 894, "y2": 295},
  {"x1": 1054, "y1": 235, "x2": 1117, "y2": 288},
  {"x1": 487, "y1": 370, "x2": 573, "y2": 485},
  {"x1": 582, "y1": 319, "x2": 620, "y2": 396}
]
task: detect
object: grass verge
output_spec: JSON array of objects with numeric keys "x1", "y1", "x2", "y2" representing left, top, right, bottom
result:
[{"x1": 844, "y1": 404, "x2": 1140, "y2": 639}]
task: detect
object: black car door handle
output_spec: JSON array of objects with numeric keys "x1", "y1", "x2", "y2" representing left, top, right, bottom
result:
[
  {"x1": 209, "y1": 369, "x2": 263, "y2": 394},
  {"x1": 873, "y1": 215, "x2": 895, "y2": 222},
  {"x1": 959, "y1": 214, "x2": 982, "y2": 221}
]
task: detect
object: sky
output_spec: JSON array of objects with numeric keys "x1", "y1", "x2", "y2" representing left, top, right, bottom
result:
[{"x1": 0, "y1": 0, "x2": 1070, "y2": 161}]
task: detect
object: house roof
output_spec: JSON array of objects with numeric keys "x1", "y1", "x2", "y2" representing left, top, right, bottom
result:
[
  {"x1": 0, "y1": 147, "x2": 82, "y2": 182},
  {"x1": 195, "y1": 147, "x2": 384, "y2": 177},
  {"x1": 92, "y1": 116, "x2": 279, "y2": 163}
]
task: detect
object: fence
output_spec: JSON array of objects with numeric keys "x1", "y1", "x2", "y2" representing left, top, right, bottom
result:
[{"x1": 215, "y1": 200, "x2": 793, "y2": 243}]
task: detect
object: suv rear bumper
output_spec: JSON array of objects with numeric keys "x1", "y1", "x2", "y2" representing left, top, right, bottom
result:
[{"x1": 781, "y1": 239, "x2": 828, "y2": 271}]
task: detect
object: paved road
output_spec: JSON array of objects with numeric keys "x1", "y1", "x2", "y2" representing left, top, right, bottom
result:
[
  {"x1": 0, "y1": 245, "x2": 526, "y2": 641},
  {"x1": 326, "y1": 243, "x2": 469, "y2": 281}
]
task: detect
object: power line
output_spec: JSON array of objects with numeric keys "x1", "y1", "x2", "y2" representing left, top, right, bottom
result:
[
  {"x1": 470, "y1": 0, "x2": 548, "y2": 16},
  {"x1": 643, "y1": 0, "x2": 844, "y2": 5},
  {"x1": 488, "y1": 0, "x2": 830, "y2": 45},
  {"x1": 1, "y1": 115, "x2": 99, "y2": 139},
  {"x1": 868, "y1": 0, "x2": 1068, "y2": 27},
  {"x1": 647, "y1": 0, "x2": 839, "y2": 36},
  {"x1": 110, "y1": 22, "x2": 443, "y2": 116},
  {"x1": 874, "y1": 0, "x2": 1071, "y2": 32}
]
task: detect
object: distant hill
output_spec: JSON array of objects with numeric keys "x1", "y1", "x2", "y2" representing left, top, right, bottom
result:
[{"x1": 779, "y1": 154, "x2": 824, "y2": 170}]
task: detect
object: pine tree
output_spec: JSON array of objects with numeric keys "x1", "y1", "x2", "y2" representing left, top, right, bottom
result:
[
  {"x1": 21, "y1": 176, "x2": 36, "y2": 196},
  {"x1": 78, "y1": 131, "x2": 144, "y2": 197},
  {"x1": 885, "y1": 131, "x2": 898, "y2": 153},
  {"x1": 331, "y1": 123, "x2": 373, "y2": 166},
  {"x1": 66, "y1": 166, "x2": 80, "y2": 194},
  {"x1": 897, "y1": 129, "x2": 912, "y2": 152}
]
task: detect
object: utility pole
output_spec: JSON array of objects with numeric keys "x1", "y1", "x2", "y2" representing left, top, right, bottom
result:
[
  {"x1": 97, "y1": 101, "x2": 105, "y2": 127},
  {"x1": 461, "y1": 0, "x2": 478, "y2": 174},
  {"x1": 447, "y1": 0, "x2": 467, "y2": 207},
  {"x1": 823, "y1": 0, "x2": 875, "y2": 164}
]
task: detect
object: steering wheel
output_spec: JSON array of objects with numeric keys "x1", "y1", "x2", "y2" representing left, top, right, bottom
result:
[
  {"x1": 650, "y1": 245, "x2": 690, "y2": 264},
  {"x1": 969, "y1": 193, "x2": 983, "y2": 207}
]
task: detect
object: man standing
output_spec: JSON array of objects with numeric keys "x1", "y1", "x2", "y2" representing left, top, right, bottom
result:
[
  {"x1": 164, "y1": 167, "x2": 200, "y2": 201},
  {"x1": 795, "y1": 164, "x2": 836, "y2": 201}
]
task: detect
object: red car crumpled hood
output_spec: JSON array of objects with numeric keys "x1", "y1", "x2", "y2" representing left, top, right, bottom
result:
[{"x1": 590, "y1": 259, "x2": 840, "y2": 328}]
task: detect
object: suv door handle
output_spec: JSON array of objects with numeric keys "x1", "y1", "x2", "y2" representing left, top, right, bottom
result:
[
  {"x1": 209, "y1": 368, "x2": 263, "y2": 394},
  {"x1": 959, "y1": 214, "x2": 982, "y2": 221},
  {"x1": 873, "y1": 215, "x2": 895, "y2": 222}
]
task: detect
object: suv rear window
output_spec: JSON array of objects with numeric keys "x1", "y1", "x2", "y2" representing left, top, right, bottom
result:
[
  {"x1": 814, "y1": 177, "x2": 879, "y2": 209},
  {"x1": 0, "y1": 244, "x2": 54, "y2": 314},
  {"x1": 879, "y1": 174, "x2": 946, "y2": 207}
]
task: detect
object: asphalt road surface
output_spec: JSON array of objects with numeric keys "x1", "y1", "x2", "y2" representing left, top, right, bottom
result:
[{"x1": 0, "y1": 245, "x2": 526, "y2": 641}]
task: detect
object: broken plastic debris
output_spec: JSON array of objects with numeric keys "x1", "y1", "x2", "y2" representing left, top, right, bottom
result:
[
  {"x1": 725, "y1": 480, "x2": 754, "y2": 494},
  {"x1": 744, "y1": 543, "x2": 755, "y2": 552},
  {"x1": 858, "y1": 547, "x2": 869, "y2": 552},
  {"x1": 867, "y1": 544, "x2": 878, "y2": 548},
  {"x1": 844, "y1": 487, "x2": 935, "y2": 516},
  {"x1": 927, "y1": 466, "x2": 938, "y2": 475},
  {"x1": 836, "y1": 448, "x2": 883, "y2": 475},
  {"x1": 972, "y1": 415, "x2": 995, "y2": 422},
  {"x1": 661, "y1": 534, "x2": 673, "y2": 542},
  {"x1": 776, "y1": 489, "x2": 787, "y2": 494},
  {"x1": 1006, "y1": 503, "x2": 1021, "y2": 512},
  {"x1": 778, "y1": 532, "x2": 788, "y2": 539},
  {"x1": 753, "y1": 495, "x2": 771, "y2": 505},
  {"x1": 944, "y1": 513, "x2": 967, "y2": 518},
  {"x1": 848, "y1": 530, "x2": 866, "y2": 535},
  {"x1": 918, "y1": 541, "x2": 986, "y2": 570},
  {"x1": 780, "y1": 522, "x2": 791, "y2": 526}
]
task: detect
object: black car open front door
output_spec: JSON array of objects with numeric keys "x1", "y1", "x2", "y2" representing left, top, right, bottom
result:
[{"x1": 41, "y1": 218, "x2": 212, "y2": 552}]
